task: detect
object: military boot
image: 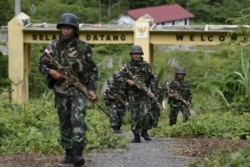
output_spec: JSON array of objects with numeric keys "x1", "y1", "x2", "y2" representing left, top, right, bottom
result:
[
  {"x1": 73, "y1": 143, "x2": 85, "y2": 166},
  {"x1": 60, "y1": 148, "x2": 73, "y2": 164},
  {"x1": 131, "y1": 134, "x2": 141, "y2": 143},
  {"x1": 114, "y1": 126, "x2": 122, "y2": 133},
  {"x1": 141, "y1": 130, "x2": 152, "y2": 141}
]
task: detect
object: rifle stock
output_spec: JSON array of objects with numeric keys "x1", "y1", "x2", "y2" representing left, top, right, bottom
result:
[{"x1": 165, "y1": 82, "x2": 191, "y2": 106}]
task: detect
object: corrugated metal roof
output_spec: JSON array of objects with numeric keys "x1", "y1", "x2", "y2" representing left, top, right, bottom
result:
[
  {"x1": 21, "y1": 23, "x2": 244, "y2": 32},
  {"x1": 127, "y1": 3, "x2": 195, "y2": 24}
]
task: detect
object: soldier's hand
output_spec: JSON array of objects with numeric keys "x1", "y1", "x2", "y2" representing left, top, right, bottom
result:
[
  {"x1": 124, "y1": 102, "x2": 129, "y2": 107},
  {"x1": 126, "y1": 79, "x2": 135, "y2": 86},
  {"x1": 48, "y1": 69, "x2": 66, "y2": 80},
  {"x1": 168, "y1": 93, "x2": 174, "y2": 97},
  {"x1": 88, "y1": 90, "x2": 97, "y2": 102},
  {"x1": 109, "y1": 95, "x2": 116, "y2": 100}
]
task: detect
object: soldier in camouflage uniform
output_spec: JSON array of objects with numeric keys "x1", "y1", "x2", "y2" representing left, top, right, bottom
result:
[
  {"x1": 168, "y1": 67, "x2": 192, "y2": 126},
  {"x1": 104, "y1": 71, "x2": 128, "y2": 133},
  {"x1": 103, "y1": 78, "x2": 114, "y2": 109},
  {"x1": 39, "y1": 13, "x2": 98, "y2": 166},
  {"x1": 121, "y1": 45, "x2": 154, "y2": 143},
  {"x1": 149, "y1": 75, "x2": 168, "y2": 128}
]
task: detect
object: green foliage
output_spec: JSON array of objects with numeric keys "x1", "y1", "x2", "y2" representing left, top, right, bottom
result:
[
  {"x1": 85, "y1": 104, "x2": 129, "y2": 150},
  {"x1": 190, "y1": 149, "x2": 250, "y2": 167},
  {"x1": 92, "y1": 44, "x2": 131, "y2": 96},
  {"x1": 0, "y1": 54, "x2": 10, "y2": 88},
  {"x1": 0, "y1": 0, "x2": 13, "y2": 25},
  {"x1": 151, "y1": 111, "x2": 250, "y2": 139},
  {"x1": 0, "y1": 98, "x2": 129, "y2": 155},
  {"x1": 3, "y1": 0, "x2": 250, "y2": 25},
  {"x1": 0, "y1": 99, "x2": 61, "y2": 154},
  {"x1": 210, "y1": 149, "x2": 250, "y2": 167},
  {"x1": 214, "y1": 47, "x2": 250, "y2": 113},
  {"x1": 29, "y1": 44, "x2": 48, "y2": 98},
  {"x1": 17, "y1": 0, "x2": 130, "y2": 24},
  {"x1": 153, "y1": 45, "x2": 235, "y2": 112},
  {"x1": 151, "y1": 106, "x2": 250, "y2": 167}
]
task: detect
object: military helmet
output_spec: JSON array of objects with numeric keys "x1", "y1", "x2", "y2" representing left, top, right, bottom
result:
[
  {"x1": 113, "y1": 71, "x2": 122, "y2": 80},
  {"x1": 57, "y1": 13, "x2": 79, "y2": 30},
  {"x1": 130, "y1": 45, "x2": 144, "y2": 55},
  {"x1": 153, "y1": 74, "x2": 159, "y2": 82},
  {"x1": 175, "y1": 67, "x2": 186, "y2": 75},
  {"x1": 107, "y1": 78, "x2": 114, "y2": 86}
]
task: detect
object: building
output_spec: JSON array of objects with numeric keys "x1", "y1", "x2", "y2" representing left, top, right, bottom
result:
[{"x1": 118, "y1": 3, "x2": 195, "y2": 26}]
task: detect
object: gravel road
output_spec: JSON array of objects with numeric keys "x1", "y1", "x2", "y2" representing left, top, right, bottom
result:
[
  {"x1": 0, "y1": 131, "x2": 196, "y2": 167},
  {"x1": 85, "y1": 131, "x2": 195, "y2": 167}
]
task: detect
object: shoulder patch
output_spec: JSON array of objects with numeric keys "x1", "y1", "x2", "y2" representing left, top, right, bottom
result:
[
  {"x1": 44, "y1": 43, "x2": 57, "y2": 55},
  {"x1": 44, "y1": 47, "x2": 51, "y2": 55}
]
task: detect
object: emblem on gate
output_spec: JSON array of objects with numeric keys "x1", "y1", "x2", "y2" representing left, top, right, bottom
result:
[{"x1": 135, "y1": 23, "x2": 148, "y2": 38}]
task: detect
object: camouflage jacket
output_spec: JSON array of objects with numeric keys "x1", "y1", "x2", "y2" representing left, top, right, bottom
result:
[
  {"x1": 149, "y1": 79, "x2": 168, "y2": 104},
  {"x1": 103, "y1": 78, "x2": 127, "y2": 107},
  {"x1": 169, "y1": 77, "x2": 192, "y2": 104},
  {"x1": 121, "y1": 59, "x2": 153, "y2": 94},
  {"x1": 39, "y1": 38, "x2": 98, "y2": 94}
]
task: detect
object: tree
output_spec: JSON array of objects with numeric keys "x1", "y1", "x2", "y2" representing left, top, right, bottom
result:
[{"x1": 0, "y1": 0, "x2": 13, "y2": 26}]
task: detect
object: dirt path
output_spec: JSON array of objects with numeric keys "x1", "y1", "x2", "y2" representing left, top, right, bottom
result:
[
  {"x1": 86, "y1": 136, "x2": 196, "y2": 167},
  {"x1": 1, "y1": 132, "x2": 249, "y2": 167},
  {"x1": 0, "y1": 132, "x2": 196, "y2": 167}
]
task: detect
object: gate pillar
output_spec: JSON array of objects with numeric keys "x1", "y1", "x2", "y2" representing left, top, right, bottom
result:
[
  {"x1": 8, "y1": 12, "x2": 30, "y2": 104},
  {"x1": 133, "y1": 15, "x2": 153, "y2": 64}
]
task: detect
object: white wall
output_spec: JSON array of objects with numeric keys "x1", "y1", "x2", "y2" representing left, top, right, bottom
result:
[
  {"x1": 118, "y1": 15, "x2": 135, "y2": 25},
  {"x1": 118, "y1": 15, "x2": 189, "y2": 26}
]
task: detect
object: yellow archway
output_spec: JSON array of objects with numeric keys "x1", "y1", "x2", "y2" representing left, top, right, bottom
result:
[{"x1": 8, "y1": 12, "x2": 244, "y2": 104}]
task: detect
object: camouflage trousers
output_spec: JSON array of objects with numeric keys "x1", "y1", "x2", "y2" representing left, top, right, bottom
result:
[
  {"x1": 55, "y1": 90, "x2": 87, "y2": 150},
  {"x1": 109, "y1": 102, "x2": 125, "y2": 128},
  {"x1": 148, "y1": 101, "x2": 161, "y2": 129},
  {"x1": 169, "y1": 103, "x2": 190, "y2": 126},
  {"x1": 128, "y1": 92, "x2": 151, "y2": 134}
]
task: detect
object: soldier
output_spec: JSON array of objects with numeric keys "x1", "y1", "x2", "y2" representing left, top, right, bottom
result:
[
  {"x1": 168, "y1": 67, "x2": 192, "y2": 126},
  {"x1": 148, "y1": 75, "x2": 167, "y2": 128},
  {"x1": 121, "y1": 45, "x2": 154, "y2": 143},
  {"x1": 39, "y1": 13, "x2": 98, "y2": 166},
  {"x1": 104, "y1": 71, "x2": 128, "y2": 133},
  {"x1": 103, "y1": 78, "x2": 114, "y2": 109}
]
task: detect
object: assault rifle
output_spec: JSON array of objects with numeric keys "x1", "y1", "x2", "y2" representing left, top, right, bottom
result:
[
  {"x1": 165, "y1": 82, "x2": 191, "y2": 106},
  {"x1": 122, "y1": 67, "x2": 162, "y2": 110},
  {"x1": 170, "y1": 91, "x2": 191, "y2": 106},
  {"x1": 106, "y1": 88, "x2": 129, "y2": 107},
  {"x1": 45, "y1": 54, "x2": 110, "y2": 117}
]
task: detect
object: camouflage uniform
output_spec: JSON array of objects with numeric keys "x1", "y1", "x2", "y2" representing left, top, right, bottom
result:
[
  {"x1": 149, "y1": 75, "x2": 168, "y2": 128},
  {"x1": 39, "y1": 13, "x2": 98, "y2": 166},
  {"x1": 168, "y1": 67, "x2": 192, "y2": 126},
  {"x1": 103, "y1": 78, "x2": 114, "y2": 108},
  {"x1": 104, "y1": 72, "x2": 127, "y2": 133},
  {"x1": 121, "y1": 45, "x2": 154, "y2": 142}
]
